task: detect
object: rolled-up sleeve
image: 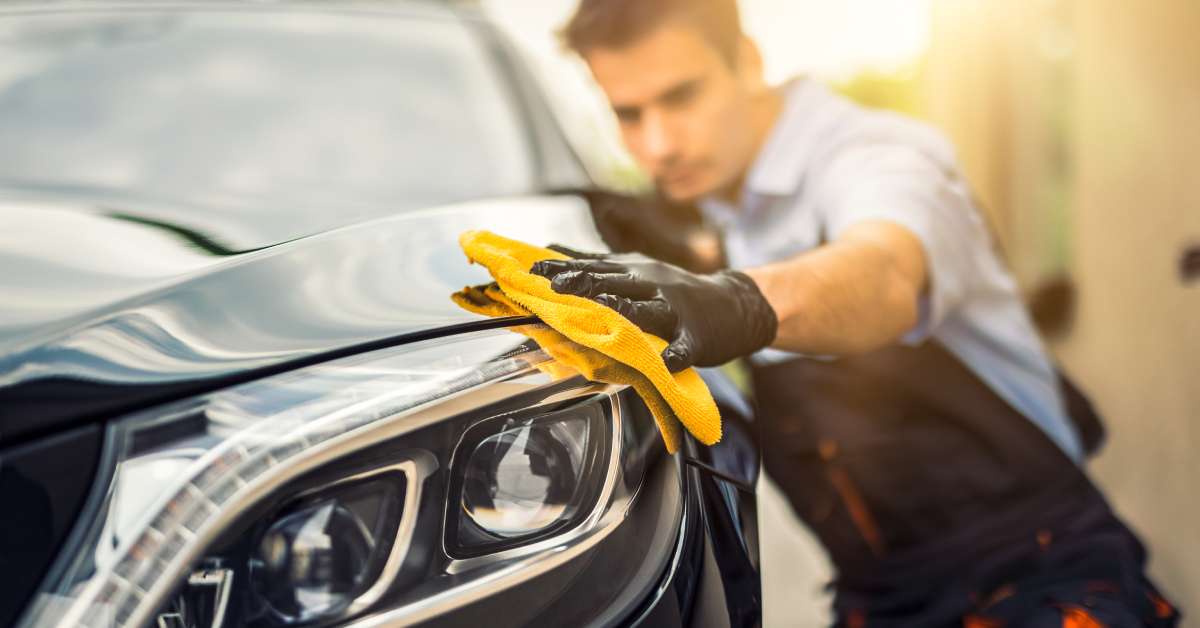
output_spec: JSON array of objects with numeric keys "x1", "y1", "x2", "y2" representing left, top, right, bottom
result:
[{"x1": 814, "y1": 133, "x2": 989, "y2": 344}]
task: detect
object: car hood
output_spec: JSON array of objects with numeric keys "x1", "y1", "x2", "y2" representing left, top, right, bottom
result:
[{"x1": 0, "y1": 193, "x2": 606, "y2": 443}]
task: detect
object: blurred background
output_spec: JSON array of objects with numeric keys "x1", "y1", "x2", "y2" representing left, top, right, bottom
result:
[{"x1": 481, "y1": 0, "x2": 1200, "y2": 623}]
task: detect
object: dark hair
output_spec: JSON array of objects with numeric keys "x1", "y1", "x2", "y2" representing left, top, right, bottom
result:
[{"x1": 562, "y1": 0, "x2": 743, "y2": 66}]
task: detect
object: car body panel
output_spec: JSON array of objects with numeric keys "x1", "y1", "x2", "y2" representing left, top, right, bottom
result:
[
  {"x1": 0, "y1": 425, "x2": 104, "y2": 628},
  {"x1": 0, "y1": 194, "x2": 610, "y2": 443}
]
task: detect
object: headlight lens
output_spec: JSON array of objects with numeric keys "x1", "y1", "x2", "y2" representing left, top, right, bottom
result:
[
  {"x1": 19, "y1": 329, "x2": 671, "y2": 628},
  {"x1": 251, "y1": 475, "x2": 401, "y2": 623},
  {"x1": 461, "y1": 419, "x2": 588, "y2": 537},
  {"x1": 451, "y1": 401, "x2": 609, "y2": 555},
  {"x1": 256, "y1": 500, "x2": 373, "y2": 618}
]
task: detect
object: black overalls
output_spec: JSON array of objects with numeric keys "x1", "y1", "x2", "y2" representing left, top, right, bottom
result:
[{"x1": 753, "y1": 340, "x2": 1180, "y2": 627}]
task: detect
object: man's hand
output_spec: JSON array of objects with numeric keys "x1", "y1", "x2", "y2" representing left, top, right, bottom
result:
[{"x1": 531, "y1": 248, "x2": 777, "y2": 372}]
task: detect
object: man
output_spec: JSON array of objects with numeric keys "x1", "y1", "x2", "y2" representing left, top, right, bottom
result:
[{"x1": 530, "y1": 0, "x2": 1180, "y2": 626}]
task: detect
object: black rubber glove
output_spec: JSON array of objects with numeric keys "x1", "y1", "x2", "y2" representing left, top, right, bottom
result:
[{"x1": 532, "y1": 246, "x2": 778, "y2": 372}]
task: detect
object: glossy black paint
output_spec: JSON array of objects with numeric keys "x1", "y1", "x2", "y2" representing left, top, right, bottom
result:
[
  {"x1": 627, "y1": 463, "x2": 761, "y2": 628},
  {"x1": 623, "y1": 385, "x2": 763, "y2": 628},
  {"x1": 0, "y1": 195, "x2": 608, "y2": 444},
  {"x1": 0, "y1": 425, "x2": 104, "y2": 628},
  {"x1": 691, "y1": 371, "x2": 761, "y2": 491}
]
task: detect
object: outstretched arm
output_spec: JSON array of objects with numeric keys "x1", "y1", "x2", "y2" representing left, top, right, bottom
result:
[
  {"x1": 744, "y1": 219, "x2": 928, "y2": 356},
  {"x1": 532, "y1": 219, "x2": 930, "y2": 371}
]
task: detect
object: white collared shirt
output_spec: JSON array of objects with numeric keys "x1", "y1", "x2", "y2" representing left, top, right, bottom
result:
[{"x1": 700, "y1": 79, "x2": 1083, "y2": 461}]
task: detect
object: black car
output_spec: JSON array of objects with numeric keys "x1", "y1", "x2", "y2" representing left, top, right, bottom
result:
[{"x1": 0, "y1": 3, "x2": 762, "y2": 627}]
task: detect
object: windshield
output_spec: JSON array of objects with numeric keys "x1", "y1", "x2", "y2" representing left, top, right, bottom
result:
[{"x1": 0, "y1": 8, "x2": 537, "y2": 241}]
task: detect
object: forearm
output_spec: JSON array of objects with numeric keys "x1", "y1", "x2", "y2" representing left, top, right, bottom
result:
[{"x1": 742, "y1": 223, "x2": 926, "y2": 355}]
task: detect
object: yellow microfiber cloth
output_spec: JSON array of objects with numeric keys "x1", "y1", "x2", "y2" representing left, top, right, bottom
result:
[{"x1": 452, "y1": 230, "x2": 722, "y2": 453}]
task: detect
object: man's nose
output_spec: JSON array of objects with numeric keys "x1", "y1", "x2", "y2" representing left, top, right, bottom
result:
[{"x1": 640, "y1": 109, "x2": 677, "y2": 165}]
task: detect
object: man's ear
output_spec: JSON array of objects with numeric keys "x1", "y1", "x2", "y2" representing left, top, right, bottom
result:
[{"x1": 735, "y1": 35, "x2": 767, "y2": 93}]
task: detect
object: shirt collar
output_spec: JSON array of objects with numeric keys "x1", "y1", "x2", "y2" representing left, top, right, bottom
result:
[{"x1": 744, "y1": 77, "x2": 821, "y2": 197}]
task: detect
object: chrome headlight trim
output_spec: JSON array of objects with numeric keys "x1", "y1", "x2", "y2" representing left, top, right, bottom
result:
[{"x1": 318, "y1": 457, "x2": 432, "y2": 618}]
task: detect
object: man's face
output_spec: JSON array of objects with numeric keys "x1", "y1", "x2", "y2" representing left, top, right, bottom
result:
[{"x1": 585, "y1": 22, "x2": 761, "y2": 202}]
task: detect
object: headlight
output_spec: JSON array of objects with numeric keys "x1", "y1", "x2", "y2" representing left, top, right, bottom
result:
[{"x1": 20, "y1": 328, "x2": 681, "y2": 628}]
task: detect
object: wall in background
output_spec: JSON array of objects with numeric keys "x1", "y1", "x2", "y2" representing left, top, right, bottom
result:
[
  {"x1": 1060, "y1": 0, "x2": 1200, "y2": 608},
  {"x1": 925, "y1": 0, "x2": 1200, "y2": 610}
]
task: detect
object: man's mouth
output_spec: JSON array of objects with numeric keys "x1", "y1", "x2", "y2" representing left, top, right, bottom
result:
[{"x1": 661, "y1": 167, "x2": 699, "y2": 188}]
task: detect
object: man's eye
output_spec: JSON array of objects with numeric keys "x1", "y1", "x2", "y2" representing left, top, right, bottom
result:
[
  {"x1": 661, "y1": 82, "x2": 699, "y2": 108},
  {"x1": 614, "y1": 107, "x2": 640, "y2": 125}
]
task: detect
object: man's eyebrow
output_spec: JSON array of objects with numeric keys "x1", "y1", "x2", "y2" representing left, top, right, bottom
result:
[
  {"x1": 611, "y1": 76, "x2": 707, "y2": 114},
  {"x1": 657, "y1": 77, "x2": 704, "y2": 103}
]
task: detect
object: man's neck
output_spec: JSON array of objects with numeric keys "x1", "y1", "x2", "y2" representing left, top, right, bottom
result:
[{"x1": 714, "y1": 85, "x2": 786, "y2": 206}]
